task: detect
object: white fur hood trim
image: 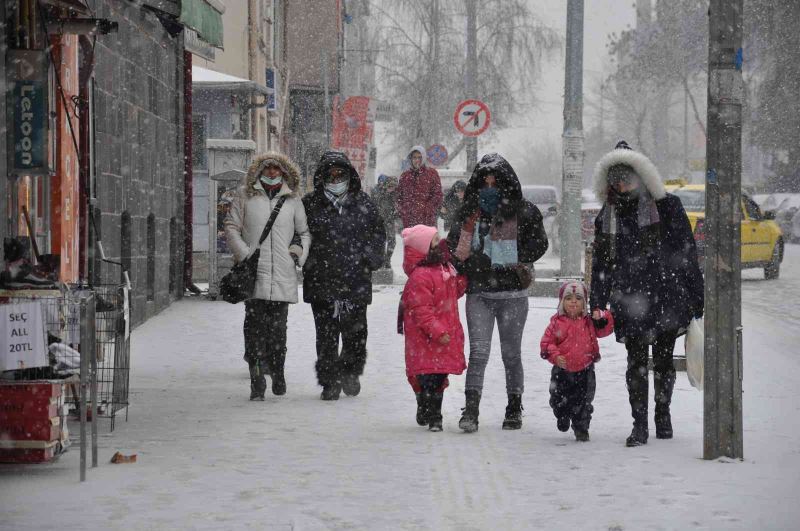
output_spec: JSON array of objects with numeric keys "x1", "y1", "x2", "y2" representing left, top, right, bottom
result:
[{"x1": 593, "y1": 149, "x2": 665, "y2": 203}]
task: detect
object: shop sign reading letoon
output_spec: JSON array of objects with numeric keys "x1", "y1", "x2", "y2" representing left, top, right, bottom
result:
[{"x1": 7, "y1": 50, "x2": 49, "y2": 176}]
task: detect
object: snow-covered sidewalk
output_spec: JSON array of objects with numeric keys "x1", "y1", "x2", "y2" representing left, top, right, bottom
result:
[{"x1": 2, "y1": 247, "x2": 800, "y2": 530}]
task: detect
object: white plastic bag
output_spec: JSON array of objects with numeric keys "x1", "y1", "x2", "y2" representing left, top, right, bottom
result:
[{"x1": 685, "y1": 317, "x2": 704, "y2": 390}]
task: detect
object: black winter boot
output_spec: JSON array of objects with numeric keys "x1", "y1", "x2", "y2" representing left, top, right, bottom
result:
[
  {"x1": 249, "y1": 362, "x2": 266, "y2": 401},
  {"x1": 626, "y1": 423, "x2": 649, "y2": 447},
  {"x1": 574, "y1": 428, "x2": 590, "y2": 442},
  {"x1": 271, "y1": 366, "x2": 286, "y2": 396},
  {"x1": 654, "y1": 371, "x2": 676, "y2": 439},
  {"x1": 459, "y1": 390, "x2": 481, "y2": 433},
  {"x1": 415, "y1": 393, "x2": 428, "y2": 426},
  {"x1": 320, "y1": 383, "x2": 341, "y2": 401},
  {"x1": 341, "y1": 373, "x2": 361, "y2": 397},
  {"x1": 428, "y1": 393, "x2": 444, "y2": 432},
  {"x1": 625, "y1": 355, "x2": 649, "y2": 447},
  {"x1": 502, "y1": 394, "x2": 523, "y2": 430}
]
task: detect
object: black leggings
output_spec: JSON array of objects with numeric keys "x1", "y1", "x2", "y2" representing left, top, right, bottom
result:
[
  {"x1": 243, "y1": 299, "x2": 289, "y2": 373},
  {"x1": 624, "y1": 332, "x2": 677, "y2": 419}
]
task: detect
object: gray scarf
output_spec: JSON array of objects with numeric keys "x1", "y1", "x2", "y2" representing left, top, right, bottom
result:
[{"x1": 324, "y1": 190, "x2": 350, "y2": 214}]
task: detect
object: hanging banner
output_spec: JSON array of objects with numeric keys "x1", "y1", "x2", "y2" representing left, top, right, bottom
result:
[
  {"x1": 7, "y1": 50, "x2": 50, "y2": 177},
  {"x1": 331, "y1": 96, "x2": 374, "y2": 179}
]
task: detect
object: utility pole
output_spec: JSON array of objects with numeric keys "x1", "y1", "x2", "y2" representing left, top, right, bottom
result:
[
  {"x1": 704, "y1": 0, "x2": 744, "y2": 460},
  {"x1": 560, "y1": 0, "x2": 584, "y2": 277},
  {"x1": 465, "y1": 0, "x2": 478, "y2": 171}
]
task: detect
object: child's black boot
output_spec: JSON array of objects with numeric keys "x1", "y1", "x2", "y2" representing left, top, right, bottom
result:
[
  {"x1": 428, "y1": 393, "x2": 444, "y2": 432},
  {"x1": 415, "y1": 392, "x2": 428, "y2": 426}
]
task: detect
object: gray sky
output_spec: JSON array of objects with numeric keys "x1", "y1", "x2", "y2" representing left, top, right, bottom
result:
[
  {"x1": 513, "y1": 0, "x2": 637, "y2": 138},
  {"x1": 375, "y1": 0, "x2": 638, "y2": 177}
]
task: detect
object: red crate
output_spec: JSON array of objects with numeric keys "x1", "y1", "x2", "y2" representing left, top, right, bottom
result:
[
  {"x1": 0, "y1": 382, "x2": 63, "y2": 402},
  {"x1": 0, "y1": 398, "x2": 59, "y2": 421},
  {"x1": 0, "y1": 418, "x2": 60, "y2": 442},
  {"x1": 0, "y1": 444, "x2": 59, "y2": 464}
]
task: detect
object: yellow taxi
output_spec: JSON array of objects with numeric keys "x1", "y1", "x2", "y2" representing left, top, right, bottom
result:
[{"x1": 665, "y1": 181, "x2": 785, "y2": 279}]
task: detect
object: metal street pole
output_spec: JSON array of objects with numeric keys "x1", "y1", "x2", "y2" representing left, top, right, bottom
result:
[
  {"x1": 560, "y1": 0, "x2": 584, "y2": 277},
  {"x1": 465, "y1": 0, "x2": 478, "y2": 171},
  {"x1": 704, "y1": 0, "x2": 744, "y2": 460}
]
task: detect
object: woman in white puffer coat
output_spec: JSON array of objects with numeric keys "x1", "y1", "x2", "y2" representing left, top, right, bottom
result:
[{"x1": 225, "y1": 152, "x2": 311, "y2": 400}]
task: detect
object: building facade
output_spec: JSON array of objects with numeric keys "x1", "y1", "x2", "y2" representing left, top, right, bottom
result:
[{"x1": 2, "y1": 0, "x2": 224, "y2": 328}]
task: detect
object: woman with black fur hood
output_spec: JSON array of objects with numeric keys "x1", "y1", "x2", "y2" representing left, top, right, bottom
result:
[
  {"x1": 447, "y1": 153, "x2": 548, "y2": 432},
  {"x1": 302, "y1": 151, "x2": 386, "y2": 401},
  {"x1": 590, "y1": 141, "x2": 704, "y2": 447}
]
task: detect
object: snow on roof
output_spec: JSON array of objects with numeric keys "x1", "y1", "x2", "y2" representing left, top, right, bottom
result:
[
  {"x1": 192, "y1": 66, "x2": 250, "y2": 84},
  {"x1": 191, "y1": 66, "x2": 269, "y2": 95}
]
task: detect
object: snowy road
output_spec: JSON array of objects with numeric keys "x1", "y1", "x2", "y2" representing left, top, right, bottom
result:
[{"x1": 2, "y1": 246, "x2": 800, "y2": 530}]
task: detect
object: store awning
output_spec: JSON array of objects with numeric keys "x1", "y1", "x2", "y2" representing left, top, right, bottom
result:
[
  {"x1": 180, "y1": 0, "x2": 224, "y2": 48},
  {"x1": 192, "y1": 66, "x2": 269, "y2": 95}
]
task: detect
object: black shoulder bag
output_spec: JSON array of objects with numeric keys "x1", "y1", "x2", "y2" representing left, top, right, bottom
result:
[{"x1": 220, "y1": 196, "x2": 288, "y2": 304}]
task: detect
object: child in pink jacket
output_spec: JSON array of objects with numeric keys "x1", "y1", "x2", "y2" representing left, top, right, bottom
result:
[
  {"x1": 540, "y1": 280, "x2": 614, "y2": 441},
  {"x1": 400, "y1": 225, "x2": 467, "y2": 431}
]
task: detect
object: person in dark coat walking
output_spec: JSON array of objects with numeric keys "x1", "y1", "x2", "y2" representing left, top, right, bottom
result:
[
  {"x1": 302, "y1": 151, "x2": 387, "y2": 400},
  {"x1": 371, "y1": 175, "x2": 399, "y2": 268},
  {"x1": 440, "y1": 180, "x2": 467, "y2": 232},
  {"x1": 447, "y1": 153, "x2": 549, "y2": 432},
  {"x1": 590, "y1": 141, "x2": 704, "y2": 447}
]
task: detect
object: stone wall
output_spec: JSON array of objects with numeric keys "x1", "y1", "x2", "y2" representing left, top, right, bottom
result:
[{"x1": 91, "y1": 1, "x2": 185, "y2": 327}]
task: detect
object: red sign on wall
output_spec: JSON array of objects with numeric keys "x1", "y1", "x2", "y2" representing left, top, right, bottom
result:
[{"x1": 331, "y1": 96, "x2": 374, "y2": 178}]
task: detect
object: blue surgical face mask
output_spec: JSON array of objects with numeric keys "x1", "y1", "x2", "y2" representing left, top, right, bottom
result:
[
  {"x1": 479, "y1": 187, "x2": 501, "y2": 215},
  {"x1": 325, "y1": 181, "x2": 349, "y2": 196},
  {"x1": 261, "y1": 175, "x2": 282, "y2": 186}
]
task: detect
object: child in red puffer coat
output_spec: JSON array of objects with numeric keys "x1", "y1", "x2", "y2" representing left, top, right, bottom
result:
[
  {"x1": 540, "y1": 280, "x2": 614, "y2": 441},
  {"x1": 400, "y1": 224, "x2": 467, "y2": 432}
]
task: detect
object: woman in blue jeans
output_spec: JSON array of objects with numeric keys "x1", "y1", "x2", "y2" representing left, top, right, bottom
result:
[{"x1": 447, "y1": 154, "x2": 549, "y2": 432}]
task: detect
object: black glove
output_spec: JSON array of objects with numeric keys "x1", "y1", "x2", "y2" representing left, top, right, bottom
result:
[
  {"x1": 592, "y1": 317, "x2": 609, "y2": 329},
  {"x1": 466, "y1": 252, "x2": 492, "y2": 276}
]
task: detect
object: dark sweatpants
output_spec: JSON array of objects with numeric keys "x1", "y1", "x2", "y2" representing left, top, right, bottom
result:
[
  {"x1": 549, "y1": 364, "x2": 596, "y2": 432},
  {"x1": 243, "y1": 300, "x2": 289, "y2": 374},
  {"x1": 311, "y1": 302, "x2": 368, "y2": 387}
]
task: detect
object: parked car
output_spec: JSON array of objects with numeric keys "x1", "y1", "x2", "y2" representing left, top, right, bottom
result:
[
  {"x1": 670, "y1": 184, "x2": 785, "y2": 279},
  {"x1": 521, "y1": 185, "x2": 559, "y2": 216}
]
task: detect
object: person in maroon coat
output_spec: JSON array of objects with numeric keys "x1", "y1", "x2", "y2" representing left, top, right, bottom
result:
[{"x1": 395, "y1": 145, "x2": 443, "y2": 228}]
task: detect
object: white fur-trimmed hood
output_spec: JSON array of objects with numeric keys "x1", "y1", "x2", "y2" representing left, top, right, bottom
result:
[
  {"x1": 408, "y1": 145, "x2": 427, "y2": 166},
  {"x1": 593, "y1": 148, "x2": 665, "y2": 203}
]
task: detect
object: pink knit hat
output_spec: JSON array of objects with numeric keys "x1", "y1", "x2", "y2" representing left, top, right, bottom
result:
[
  {"x1": 558, "y1": 280, "x2": 589, "y2": 315},
  {"x1": 401, "y1": 225, "x2": 439, "y2": 254}
]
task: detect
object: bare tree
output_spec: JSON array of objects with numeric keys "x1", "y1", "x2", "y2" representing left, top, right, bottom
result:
[{"x1": 371, "y1": 0, "x2": 559, "y2": 153}]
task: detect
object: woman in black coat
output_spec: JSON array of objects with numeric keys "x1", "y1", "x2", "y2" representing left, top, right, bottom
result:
[
  {"x1": 302, "y1": 151, "x2": 386, "y2": 400},
  {"x1": 590, "y1": 141, "x2": 704, "y2": 447},
  {"x1": 447, "y1": 153, "x2": 548, "y2": 432}
]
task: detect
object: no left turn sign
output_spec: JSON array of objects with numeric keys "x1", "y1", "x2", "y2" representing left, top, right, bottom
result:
[{"x1": 454, "y1": 99, "x2": 491, "y2": 137}]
